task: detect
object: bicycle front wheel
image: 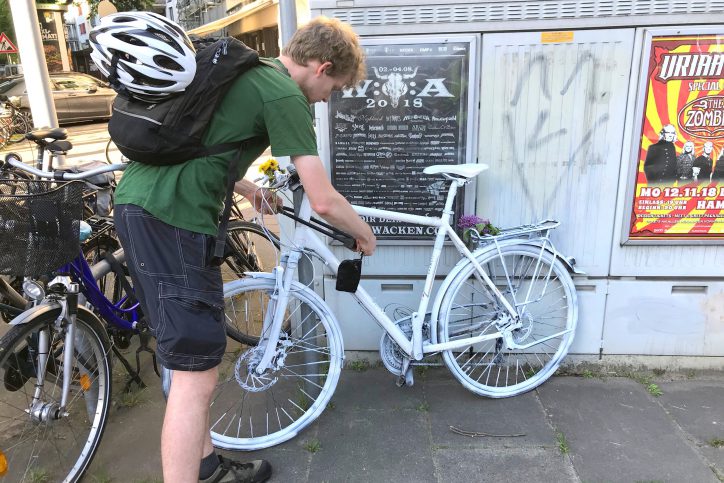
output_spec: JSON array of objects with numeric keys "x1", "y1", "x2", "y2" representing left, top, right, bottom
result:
[
  {"x1": 0, "y1": 309, "x2": 112, "y2": 482},
  {"x1": 438, "y1": 245, "x2": 577, "y2": 398},
  {"x1": 211, "y1": 278, "x2": 343, "y2": 450},
  {"x1": 221, "y1": 221, "x2": 281, "y2": 344}
]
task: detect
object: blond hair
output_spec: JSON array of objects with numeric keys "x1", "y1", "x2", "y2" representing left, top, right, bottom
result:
[{"x1": 282, "y1": 17, "x2": 366, "y2": 87}]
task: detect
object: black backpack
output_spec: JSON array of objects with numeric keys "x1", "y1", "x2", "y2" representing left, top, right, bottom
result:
[
  {"x1": 108, "y1": 37, "x2": 280, "y2": 262},
  {"x1": 108, "y1": 37, "x2": 275, "y2": 165}
]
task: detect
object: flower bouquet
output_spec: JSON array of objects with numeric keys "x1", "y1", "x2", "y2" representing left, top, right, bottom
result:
[
  {"x1": 457, "y1": 214, "x2": 500, "y2": 248},
  {"x1": 258, "y1": 157, "x2": 285, "y2": 184}
]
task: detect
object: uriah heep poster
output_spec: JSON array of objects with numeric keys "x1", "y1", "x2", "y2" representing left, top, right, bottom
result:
[{"x1": 629, "y1": 31, "x2": 724, "y2": 241}]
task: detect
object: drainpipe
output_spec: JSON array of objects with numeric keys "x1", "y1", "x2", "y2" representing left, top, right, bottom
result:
[{"x1": 278, "y1": 0, "x2": 297, "y2": 45}]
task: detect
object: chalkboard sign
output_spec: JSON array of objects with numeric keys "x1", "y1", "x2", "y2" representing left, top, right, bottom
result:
[{"x1": 328, "y1": 36, "x2": 477, "y2": 240}]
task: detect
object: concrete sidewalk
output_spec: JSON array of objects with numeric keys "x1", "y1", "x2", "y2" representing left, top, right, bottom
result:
[{"x1": 86, "y1": 362, "x2": 724, "y2": 483}]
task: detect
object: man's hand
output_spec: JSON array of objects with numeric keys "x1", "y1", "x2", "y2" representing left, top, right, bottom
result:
[
  {"x1": 235, "y1": 178, "x2": 283, "y2": 214},
  {"x1": 253, "y1": 188, "x2": 283, "y2": 214},
  {"x1": 355, "y1": 230, "x2": 376, "y2": 256}
]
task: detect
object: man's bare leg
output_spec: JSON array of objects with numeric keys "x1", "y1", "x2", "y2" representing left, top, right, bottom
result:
[{"x1": 162, "y1": 367, "x2": 218, "y2": 483}]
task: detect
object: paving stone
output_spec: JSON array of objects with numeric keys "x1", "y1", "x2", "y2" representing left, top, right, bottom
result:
[
  {"x1": 307, "y1": 405, "x2": 435, "y2": 483},
  {"x1": 433, "y1": 446, "x2": 577, "y2": 482},
  {"x1": 424, "y1": 377, "x2": 556, "y2": 448},
  {"x1": 328, "y1": 367, "x2": 426, "y2": 411},
  {"x1": 538, "y1": 376, "x2": 719, "y2": 483},
  {"x1": 657, "y1": 380, "x2": 724, "y2": 476}
]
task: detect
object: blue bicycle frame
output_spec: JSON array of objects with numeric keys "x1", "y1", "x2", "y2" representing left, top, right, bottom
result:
[{"x1": 59, "y1": 249, "x2": 141, "y2": 332}]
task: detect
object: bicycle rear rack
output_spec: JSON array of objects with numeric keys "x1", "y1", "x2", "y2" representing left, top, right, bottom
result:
[{"x1": 469, "y1": 219, "x2": 560, "y2": 247}]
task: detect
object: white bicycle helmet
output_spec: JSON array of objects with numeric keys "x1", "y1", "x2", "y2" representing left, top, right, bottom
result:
[{"x1": 89, "y1": 12, "x2": 196, "y2": 102}]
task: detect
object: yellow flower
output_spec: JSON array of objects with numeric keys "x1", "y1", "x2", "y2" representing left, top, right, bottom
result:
[{"x1": 258, "y1": 158, "x2": 280, "y2": 175}]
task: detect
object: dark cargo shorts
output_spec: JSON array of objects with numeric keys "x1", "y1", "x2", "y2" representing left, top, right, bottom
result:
[{"x1": 114, "y1": 204, "x2": 225, "y2": 371}]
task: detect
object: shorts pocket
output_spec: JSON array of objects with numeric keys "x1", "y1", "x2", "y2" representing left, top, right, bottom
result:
[
  {"x1": 123, "y1": 210, "x2": 185, "y2": 278},
  {"x1": 156, "y1": 282, "x2": 226, "y2": 364}
]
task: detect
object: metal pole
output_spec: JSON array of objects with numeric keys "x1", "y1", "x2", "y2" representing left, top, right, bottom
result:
[
  {"x1": 278, "y1": 0, "x2": 298, "y2": 46},
  {"x1": 8, "y1": 0, "x2": 58, "y2": 129}
]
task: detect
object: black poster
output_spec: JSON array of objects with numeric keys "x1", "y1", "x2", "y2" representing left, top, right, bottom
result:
[
  {"x1": 329, "y1": 40, "x2": 472, "y2": 240},
  {"x1": 37, "y1": 10, "x2": 63, "y2": 72}
]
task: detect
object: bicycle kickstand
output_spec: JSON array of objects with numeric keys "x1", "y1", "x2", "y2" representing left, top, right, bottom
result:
[
  {"x1": 396, "y1": 358, "x2": 415, "y2": 387},
  {"x1": 111, "y1": 345, "x2": 146, "y2": 392},
  {"x1": 136, "y1": 330, "x2": 161, "y2": 378}
]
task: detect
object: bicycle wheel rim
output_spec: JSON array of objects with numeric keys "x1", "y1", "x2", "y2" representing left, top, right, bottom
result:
[
  {"x1": 439, "y1": 246, "x2": 577, "y2": 398},
  {"x1": 222, "y1": 222, "x2": 280, "y2": 276},
  {"x1": 211, "y1": 278, "x2": 343, "y2": 450},
  {"x1": 222, "y1": 222, "x2": 281, "y2": 344},
  {"x1": 0, "y1": 312, "x2": 112, "y2": 482}
]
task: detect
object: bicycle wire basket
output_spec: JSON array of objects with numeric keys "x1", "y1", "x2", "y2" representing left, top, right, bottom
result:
[{"x1": 0, "y1": 179, "x2": 84, "y2": 277}]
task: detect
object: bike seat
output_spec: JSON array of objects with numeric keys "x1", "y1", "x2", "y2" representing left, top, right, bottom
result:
[
  {"x1": 25, "y1": 128, "x2": 68, "y2": 142},
  {"x1": 46, "y1": 140, "x2": 73, "y2": 153},
  {"x1": 423, "y1": 163, "x2": 489, "y2": 179}
]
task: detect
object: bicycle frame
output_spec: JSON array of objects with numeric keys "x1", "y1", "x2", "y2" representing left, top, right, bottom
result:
[{"x1": 255, "y1": 175, "x2": 524, "y2": 373}]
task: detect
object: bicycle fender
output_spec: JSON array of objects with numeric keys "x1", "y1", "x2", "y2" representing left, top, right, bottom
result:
[
  {"x1": 516, "y1": 240, "x2": 585, "y2": 276},
  {"x1": 9, "y1": 302, "x2": 103, "y2": 327}
]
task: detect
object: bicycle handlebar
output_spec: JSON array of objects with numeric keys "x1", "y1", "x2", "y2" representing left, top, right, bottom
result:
[{"x1": 2, "y1": 152, "x2": 128, "y2": 180}]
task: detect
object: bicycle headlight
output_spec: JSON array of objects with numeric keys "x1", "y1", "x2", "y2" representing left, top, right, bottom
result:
[{"x1": 22, "y1": 280, "x2": 45, "y2": 301}]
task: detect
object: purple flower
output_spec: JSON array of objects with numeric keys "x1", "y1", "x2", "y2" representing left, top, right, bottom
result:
[{"x1": 457, "y1": 214, "x2": 484, "y2": 229}]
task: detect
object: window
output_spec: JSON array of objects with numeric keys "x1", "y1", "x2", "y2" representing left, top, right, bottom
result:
[{"x1": 80, "y1": 22, "x2": 86, "y2": 35}]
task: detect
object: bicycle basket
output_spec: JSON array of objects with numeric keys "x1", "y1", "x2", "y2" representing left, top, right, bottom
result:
[{"x1": 0, "y1": 179, "x2": 84, "y2": 277}]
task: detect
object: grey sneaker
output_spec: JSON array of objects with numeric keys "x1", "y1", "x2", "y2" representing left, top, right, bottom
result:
[{"x1": 199, "y1": 456, "x2": 272, "y2": 483}]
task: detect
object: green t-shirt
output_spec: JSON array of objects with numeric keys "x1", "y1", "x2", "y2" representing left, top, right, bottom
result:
[{"x1": 115, "y1": 58, "x2": 318, "y2": 235}]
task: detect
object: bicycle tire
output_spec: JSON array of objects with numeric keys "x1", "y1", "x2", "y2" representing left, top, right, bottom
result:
[
  {"x1": 221, "y1": 221, "x2": 281, "y2": 344},
  {"x1": 210, "y1": 277, "x2": 343, "y2": 450},
  {"x1": 0, "y1": 308, "x2": 112, "y2": 482},
  {"x1": 438, "y1": 245, "x2": 577, "y2": 398},
  {"x1": 0, "y1": 123, "x2": 9, "y2": 149},
  {"x1": 11, "y1": 110, "x2": 30, "y2": 138},
  {"x1": 83, "y1": 232, "x2": 122, "y2": 302}
]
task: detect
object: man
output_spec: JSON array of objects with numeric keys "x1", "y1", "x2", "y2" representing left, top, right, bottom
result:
[
  {"x1": 693, "y1": 141, "x2": 714, "y2": 182},
  {"x1": 113, "y1": 17, "x2": 376, "y2": 483},
  {"x1": 643, "y1": 124, "x2": 677, "y2": 184},
  {"x1": 714, "y1": 150, "x2": 724, "y2": 183},
  {"x1": 676, "y1": 140, "x2": 695, "y2": 181}
]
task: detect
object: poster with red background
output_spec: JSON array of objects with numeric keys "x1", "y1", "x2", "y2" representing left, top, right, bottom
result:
[{"x1": 630, "y1": 34, "x2": 724, "y2": 240}]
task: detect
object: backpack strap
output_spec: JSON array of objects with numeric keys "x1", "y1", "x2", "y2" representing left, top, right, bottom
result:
[
  {"x1": 210, "y1": 59, "x2": 285, "y2": 262},
  {"x1": 210, "y1": 140, "x2": 260, "y2": 263}
]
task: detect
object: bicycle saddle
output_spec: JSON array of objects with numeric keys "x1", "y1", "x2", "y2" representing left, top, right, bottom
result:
[
  {"x1": 26, "y1": 128, "x2": 68, "y2": 142},
  {"x1": 423, "y1": 163, "x2": 489, "y2": 178}
]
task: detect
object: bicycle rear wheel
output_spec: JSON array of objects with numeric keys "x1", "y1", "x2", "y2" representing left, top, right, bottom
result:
[
  {"x1": 0, "y1": 309, "x2": 112, "y2": 482},
  {"x1": 211, "y1": 278, "x2": 343, "y2": 450},
  {"x1": 438, "y1": 245, "x2": 577, "y2": 398},
  {"x1": 221, "y1": 221, "x2": 281, "y2": 344},
  {"x1": 0, "y1": 123, "x2": 10, "y2": 149}
]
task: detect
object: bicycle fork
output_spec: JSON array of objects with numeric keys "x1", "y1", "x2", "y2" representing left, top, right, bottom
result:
[
  {"x1": 28, "y1": 278, "x2": 99, "y2": 423},
  {"x1": 253, "y1": 251, "x2": 301, "y2": 375}
]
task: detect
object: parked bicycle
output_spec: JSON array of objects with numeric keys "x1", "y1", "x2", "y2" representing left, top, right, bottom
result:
[
  {"x1": 0, "y1": 140, "x2": 281, "y2": 482},
  {"x1": 0, "y1": 97, "x2": 31, "y2": 149},
  {"x1": 0, "y1": 159, "x2": 130, "y2": 483},
  {"x1": 201, "y1": 163, "x2": 581, "y2": 450}
]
